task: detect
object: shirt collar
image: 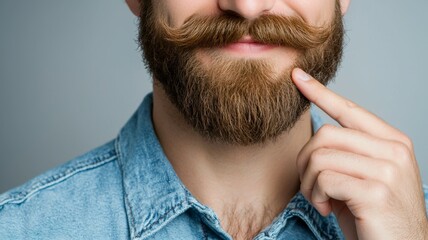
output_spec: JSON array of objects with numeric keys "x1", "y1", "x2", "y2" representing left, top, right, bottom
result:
[
  {"x1": 116, "y1": 94, "x2": 342, "y2": 239},
  {"x1": 259, "y1": 192, "x2": 343, "y2": 239},
  {"x1": 116, "y1": 93, "x2": 191, "y2": 239}
]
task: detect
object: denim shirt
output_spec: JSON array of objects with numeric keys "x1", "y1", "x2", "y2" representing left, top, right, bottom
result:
[{"x1": 0, "y1": 93, "x2": 427, "y2": 239}]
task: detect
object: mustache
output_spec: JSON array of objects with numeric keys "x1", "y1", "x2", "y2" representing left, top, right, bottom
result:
[{"x1": 159, "y1": 13, "x2": 332, "y2": 50}]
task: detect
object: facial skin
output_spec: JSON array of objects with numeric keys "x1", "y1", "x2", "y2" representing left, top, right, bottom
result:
[{"x1": 137, "y1": 0, "x2": 346, "y2": 145}]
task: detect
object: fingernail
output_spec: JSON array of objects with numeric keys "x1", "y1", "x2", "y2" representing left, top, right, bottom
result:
[{"x1": 295, "y1": 68, "x2": 311, "y2": 81}]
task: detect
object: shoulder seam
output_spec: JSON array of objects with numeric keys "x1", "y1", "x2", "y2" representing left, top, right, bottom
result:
[{"x1": 0, "y1": 149, "x2": 117, "y2": 207}]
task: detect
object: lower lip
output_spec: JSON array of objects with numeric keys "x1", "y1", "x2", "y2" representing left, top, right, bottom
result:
[{"x1": 222, "y1": 42, "x2": 276, "y2": 53}]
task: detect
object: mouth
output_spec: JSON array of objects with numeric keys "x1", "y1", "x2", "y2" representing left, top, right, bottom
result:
[{"x1": 222, "y1": 36, "x2": 277, "y2": 54}]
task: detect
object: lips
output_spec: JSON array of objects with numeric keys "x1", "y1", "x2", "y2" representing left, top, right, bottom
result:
[{"x1": 223, "y1": 36, "x2": 276, "y2": 53}]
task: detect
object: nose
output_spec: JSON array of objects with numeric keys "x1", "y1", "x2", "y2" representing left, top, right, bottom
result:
[{"x1": 218, "y1": 0, "x2": 276, "y2": 19}]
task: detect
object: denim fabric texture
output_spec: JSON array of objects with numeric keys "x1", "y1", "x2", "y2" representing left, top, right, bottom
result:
[{"x1": 0, "y1": 93, "x2": 426, "y2": 239}]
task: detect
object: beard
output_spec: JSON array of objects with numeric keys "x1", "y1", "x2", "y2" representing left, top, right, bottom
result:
[{"x1": 138, "y1": 1, "x2": 344, "y2": 146}]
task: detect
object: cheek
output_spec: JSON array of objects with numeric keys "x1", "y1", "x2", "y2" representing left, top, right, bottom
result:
[{"x1": 285, "y1": 0, "x2": 336, "y2": 27}]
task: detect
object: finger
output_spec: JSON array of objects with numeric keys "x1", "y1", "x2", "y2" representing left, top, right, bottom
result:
[
  {"x1": 311, "y1": 170, "x2": 367, "y2": 217},
  {"x1": 300, "y1": 148, "x2": 396, "y2": 202},
  {"x1": 311, "y1": 170, "x2": 393, "y2": 219},
  {"x1": 292, "y1": 68, "x2": 411, "y2": 148},
  {"x1": 296, "y1": 124, "x2": 414, "y2": 178}
]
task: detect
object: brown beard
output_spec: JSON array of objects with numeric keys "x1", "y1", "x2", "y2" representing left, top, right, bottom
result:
[{"x1": 138, "y1": 1, "x2": 344, "y2": 145}]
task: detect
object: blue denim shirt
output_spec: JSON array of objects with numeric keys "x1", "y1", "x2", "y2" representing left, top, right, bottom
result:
[{"x1": 1, "y1": 93, "x2": 427, "y2": 239}]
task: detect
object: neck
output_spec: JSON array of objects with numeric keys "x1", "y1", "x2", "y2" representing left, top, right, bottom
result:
[{"x1": 152, "y1": 84, "x2": 312, "y2": 236}]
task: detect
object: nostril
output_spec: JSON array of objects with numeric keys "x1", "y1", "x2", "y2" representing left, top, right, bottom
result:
[{"x1": 218, "y1": 0, "x2": 275, "y2": 20}]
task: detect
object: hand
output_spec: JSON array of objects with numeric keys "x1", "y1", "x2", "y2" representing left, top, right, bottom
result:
[{"x1": 292, "y1": 68, "x2": 428, "y2": 240}]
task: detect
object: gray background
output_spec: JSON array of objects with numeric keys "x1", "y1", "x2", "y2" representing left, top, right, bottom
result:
[{"x1": 0, "y1": 0, "x2": 427, "y2": 193}]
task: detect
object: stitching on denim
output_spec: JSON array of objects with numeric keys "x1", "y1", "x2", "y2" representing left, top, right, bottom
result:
[
  {"x1": 321, "y1": 215, "x2": 335, "y2": 239},
  {"x1": 0, "y1": 148, "x2": 117, "y2": 206},
  {"x1": 259, "y1": 194, "x2": 336, "y2": 239},
  {"x1": 306, "y1": 212, "x2": 329, "y2": 240},
  {"x1": 329, "y1": 214, "x2": 344, "y2": 240},
  {"x1": 290, "y1": 211, "x2": 319, "y2": 239},
  {"x1": 123, "y1": 191, "x2": 138, "y2": 239},
  {"x1": 115, "y1": 132, "x2": 190, "y2": 240},
  {"x1": 137, "y1": 201, "x2": 189, "y2": 239},
  {"x1": 115, "y1": 135, "x2": 138, "y2": 239},
  {"x1": 290, "y1": 198, "x2": 335, "y2": 239},
  {"x1": 310, "y1": 212, "x2": 337, "y2": 239}
]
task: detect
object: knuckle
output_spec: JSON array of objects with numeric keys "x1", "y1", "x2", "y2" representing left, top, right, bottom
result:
[
  {"x1": 399, "y1": 134, "x2": 414, "y2": 150},
  {"x1": 307, "y1": 149, "x2": 329, "y2": 172},
  {"x1": 379, "y1": 163, "x2": 398, "y2": 185},
  {"x1": 318, "y1": 170, "x2": 335, "y2": 185},
  {"x1": 334, "y1": 100, "x2": 358, "y2": 122},
  {"x1": 317, "y1": 124, "x2": 336, "y2": 138},
  {"x1": 310, "y1": 148, "x2": 331, "y2": 162},
  {"x1": 370, "y1": 182, "x2": 390, "y2": 202},
  {"x1": 391, "y1": 142, "x2": 412, "y2": 163},
  {"x1": 344, "y1": 99, "x2": 358, "y2": 109},
  {"x1": 304, "y1": 158, "x2": 317, "y2": 176}
]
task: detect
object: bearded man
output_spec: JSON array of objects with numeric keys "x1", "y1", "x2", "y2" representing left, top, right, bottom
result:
[{"x1": 1, "y1": 0, "x2": 427, "y2": 239}]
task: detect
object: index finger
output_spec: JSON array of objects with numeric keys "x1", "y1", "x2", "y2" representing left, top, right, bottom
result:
[{"x1": 291, "y1": 68, "x2": 408, "y2": 145}]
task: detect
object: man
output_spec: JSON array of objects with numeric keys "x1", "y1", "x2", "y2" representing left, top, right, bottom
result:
[{"x1": 1, "y1": 0, "x2": 427, "y2": 239}]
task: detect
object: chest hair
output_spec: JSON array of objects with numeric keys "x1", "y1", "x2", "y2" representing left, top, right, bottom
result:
[{"x1": 220, "y1": 204, "x2": 278, "y2": 240}]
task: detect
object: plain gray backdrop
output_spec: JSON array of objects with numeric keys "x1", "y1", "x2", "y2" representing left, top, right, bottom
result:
[{"x1": 0, "y1": 0, "x2": 427, "y2": 193}]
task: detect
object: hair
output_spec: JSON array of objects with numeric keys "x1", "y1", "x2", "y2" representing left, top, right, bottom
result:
[{"x1": 137, "y1": 1, "x2": 344, "y2": 145}]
